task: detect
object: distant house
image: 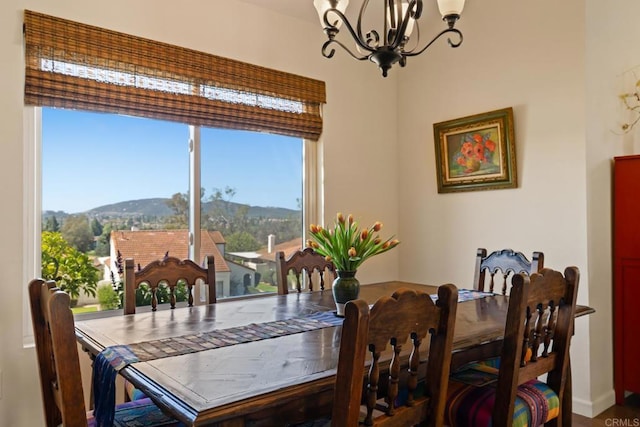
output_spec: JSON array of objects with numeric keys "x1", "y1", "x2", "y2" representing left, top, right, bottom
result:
[
  {"x1": 225, "y1": 258, "x2": 259, "y2": 295},
  {"x1": 95, "y1": 256, "x2": 112, "y2": 282},
  {"x1": 224, "y1": 236, "x2": 302, "y2": 285},
  {"x1": 256, "y1": 236, "x2": 303, "y2": 263},
  {"x1": 109, "y1": 229, "x2": 233, "y2": 298}
]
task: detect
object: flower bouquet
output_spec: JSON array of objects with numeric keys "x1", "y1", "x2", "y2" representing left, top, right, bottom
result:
[{"x1": 307, "y1": 213, "x2": 399, "y2": 315}]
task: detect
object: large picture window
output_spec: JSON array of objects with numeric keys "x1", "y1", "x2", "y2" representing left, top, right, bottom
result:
[
  {"x1": 24, "y1": 10, "x2": 324, "y2": 317},
  {"x1": 39, "y1": 107, "x2": 307, "y2": 313}
]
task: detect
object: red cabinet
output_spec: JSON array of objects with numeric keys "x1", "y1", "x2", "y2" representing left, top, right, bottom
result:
[{"x1": 613, "y1": 155, "x2": 640, "y2": 404}]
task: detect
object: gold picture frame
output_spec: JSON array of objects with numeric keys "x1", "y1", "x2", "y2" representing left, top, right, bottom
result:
[{"x1": 433, "y1": 107, "x2": 517, "y2": 193}]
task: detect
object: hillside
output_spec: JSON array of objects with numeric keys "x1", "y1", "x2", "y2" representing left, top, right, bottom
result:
[{"x1": 43, "y1": 198, "x2": 299, "y2": 220}]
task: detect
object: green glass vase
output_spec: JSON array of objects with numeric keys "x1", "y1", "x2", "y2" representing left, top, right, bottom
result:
[{"x1": 332, "y1": 270, "x2": 360, "y2": 317}]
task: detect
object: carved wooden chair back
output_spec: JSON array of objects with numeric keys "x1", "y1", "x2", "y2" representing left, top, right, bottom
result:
[
  {"x1": 493, "y1": 267, "x2": 579, "y2": 425},
  {"x1": 474, "y1": 248, "x2": 544, "y2": 295},
  {"x1": 275, "y1": 248, "x2": 335, "y2": 295},
  {"x1": 331, "y1": 285, "x2": 458, "y2": 427},
  {"x1": 446, "y1": 267, "x2": 580, "y2": 426},
  {"x1": 29, "y1": 279, "x2": 181, "y2": 427},
  {"x1": 29, "y1": 278, "x2": 89, "y2": 426},
  {"x1": 124, "y1": 255, "x2": 216, "y2": 315}
]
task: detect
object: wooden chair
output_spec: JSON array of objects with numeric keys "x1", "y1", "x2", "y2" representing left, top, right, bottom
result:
[
  {"x1": 124, "y1": 255, "x2": 216, "y2": 315},
  {"x1": 28, "y1": 278, "x2": 182, "y2": 427},
  {"x1": 446, "y1": 267, "x2": 580, "y2": 427},
  {"x1": 453, "y1": 248, "x2": 544, "y2": 370},
  {"x1": 331, "y1": 285, "x2": 459, "y2": 427},
  {"x1": 122, "y1": 255, "x2": 216, "y2": 401},
  {"x1": 275, "y1": 248, "x2": 335, "y2": 295},
  {"x1": 474, "y1": 248, "x2": 544, "y2": 295}
]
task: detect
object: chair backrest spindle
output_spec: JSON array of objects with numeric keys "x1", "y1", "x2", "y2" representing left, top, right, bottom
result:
[
  {"x1": 124, "y1": 255, "x2": 216, "y2": 315},
  {"x1": 495, "y1": 267, "x2": 579, "y2": 425},
  {"x1": 331, "y1": 285, "x2": 458, "y2": 427},
  {"x1": 275, "y1": 248, "x2": 335, "y2": 295},
  {"x1": 474, "y1": 248, "x2": 544, "y2": 295}
]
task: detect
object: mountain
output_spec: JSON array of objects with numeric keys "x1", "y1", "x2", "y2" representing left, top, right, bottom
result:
[
  {"x1": 43, "y1": 198, "x2": 300, "y2": 219},
  {"x1": 87, "y1": 198, "x2": 174, "y2": 217}
]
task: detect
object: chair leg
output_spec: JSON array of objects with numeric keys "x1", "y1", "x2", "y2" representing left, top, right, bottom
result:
[{"x1": 561, "y1": 356, "x2": 572, "y2": 427}]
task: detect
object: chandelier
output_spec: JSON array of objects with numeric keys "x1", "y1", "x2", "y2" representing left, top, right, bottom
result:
[{"x1": 313, "y1": 0, "x2": 466, "y2": 77}]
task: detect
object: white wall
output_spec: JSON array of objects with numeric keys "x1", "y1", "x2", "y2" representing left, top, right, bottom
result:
[
  {"x1": 396, "y1": 0, "x2": 601, "y2": 416},
  {"x1": 585, "y1": 0, "x2": 640, "y2": 412},
  {"x1": 0, "y1": 1, "x2": 398, "y2": 425},
  {"x1": 2, "y1": 0, "x2": 634, "y2": 424},
  {"x1": 394, "y1": 0, "x2": 640, "y2": 417}
]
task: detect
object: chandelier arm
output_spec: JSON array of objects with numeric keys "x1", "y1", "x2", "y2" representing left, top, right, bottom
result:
[
  {"x1": 356, "y1": 0, "x2": 372, "y2": 45},
  {"x1": 322, "y1": 38, "x2": 370, "y2": 61},
  {"x1": 389, "y1": 0, "x2": 420, "y2": 49},
  {"x1": 387, "y1": 0, "x2": 395, "y2": 42},
  {"x1": 323, "y1": 8, "x2": 376, "y2": 54},
  {"x1": 403, "y1": 27, "x2": 463, "y2": 57}
]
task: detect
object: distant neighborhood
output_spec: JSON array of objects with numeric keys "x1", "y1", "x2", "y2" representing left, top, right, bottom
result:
[
  {"x1": 43, "y1": 196, "x2": 303, "y2": 306},
  {"x1": 106, "y1": 229, "x2": 302, "y2": 299}
]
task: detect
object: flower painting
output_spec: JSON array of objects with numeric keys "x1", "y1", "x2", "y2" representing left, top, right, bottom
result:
[
  {"x1": 451, "y1": 129, "x2": 500, "y2": 177},
  {"x1": 433, "y1": 107, "x2": 517, "y2": 193}
]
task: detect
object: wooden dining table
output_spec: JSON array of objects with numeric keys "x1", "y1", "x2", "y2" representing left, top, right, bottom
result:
[{"x1": 75, "y1": 281, "x2": 594, "y2": 426}]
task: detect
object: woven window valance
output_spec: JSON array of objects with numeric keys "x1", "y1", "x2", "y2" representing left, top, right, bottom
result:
[{"x1": 23, "y1": 10, "x2": 326, "y2": 140}]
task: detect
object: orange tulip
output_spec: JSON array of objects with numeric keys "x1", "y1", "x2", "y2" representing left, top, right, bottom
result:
[{"x1": 307, "y1": 213, "x2": 399, "y2": 272}]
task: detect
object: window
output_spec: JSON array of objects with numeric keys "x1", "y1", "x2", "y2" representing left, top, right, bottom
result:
[
  {"x1": 23, "y1": 10, "x2": 324, "y2": 326},
  {"x1": 200, "y1": 128, "x2": 303, "y2": 297},
  {"x1": 38, "y1": 107, "x2": 309, "y2": 313}
]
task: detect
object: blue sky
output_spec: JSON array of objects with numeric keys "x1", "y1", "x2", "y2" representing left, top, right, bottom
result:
[{"x1": 42, "y1": 108, "x2": 303, "y2": 213}]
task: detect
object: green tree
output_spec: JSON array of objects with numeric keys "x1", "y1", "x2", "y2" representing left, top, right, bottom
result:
[
  {"x1": 61, "y1": 214, "x2": 94, "y2": 252},
  {"x1": 226, "y1": 230, "x2": 261, "y2": 252},
  {"x1": 41, "y1": 231, "x2": 99, "y2": 300},
  {"x1": 166, "y1": 192, "x2": 189, "y2": 228},
  {"x1": 43, "y1": 215, "x2": 60, "y2": 232},
  {"x1": 90, "y1": 218, "x2": 103, "y2": 236},
  {"x1": 94, "y1": 239, "x2": 110, "y2": 256},
  {"x1": 94, "y1": 223, "x2": 113, "y2": 257},
  {"x1": 206, "y1": 186, "x2": 237, "y2": 231},
  {"x1": 165, "y1": 188, "x2": 205, "y2": 229},
  {"x1": 232, "y1": 204, "x2": 250, "y2": 234},
  {"x1": 97, "y1": 283, "x2": 121, "y2": 310}
]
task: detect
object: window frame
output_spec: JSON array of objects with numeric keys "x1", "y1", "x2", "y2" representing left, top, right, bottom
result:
[{"x1": 23, "y1": 106, "x2": 321, "y2": 345}]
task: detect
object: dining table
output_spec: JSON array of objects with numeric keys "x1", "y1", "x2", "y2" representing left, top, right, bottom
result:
[{"x1": 75, "y1": 281, "x2": 594, "y2": 426}]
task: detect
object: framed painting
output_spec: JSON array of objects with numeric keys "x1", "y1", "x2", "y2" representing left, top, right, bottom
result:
[{"x1": 433, "y1": 107, "x2": 517, "y2": 193}]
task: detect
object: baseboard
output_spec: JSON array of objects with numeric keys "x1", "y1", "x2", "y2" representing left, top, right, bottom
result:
[{"x1": 573, "y1": 389, "x2": 616, "y2": 417}]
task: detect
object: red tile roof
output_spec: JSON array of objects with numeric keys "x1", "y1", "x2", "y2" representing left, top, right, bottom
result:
[
  {"x1": 256, "y1": 237, "x2": 303, "y2": 262},
  {"x1": 111, "y1": 229, "x2": 229, "y2": 272}
]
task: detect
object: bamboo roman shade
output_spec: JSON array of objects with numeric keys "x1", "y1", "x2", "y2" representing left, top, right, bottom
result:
[{"x1": 23, "y1": 10, "x2": 326, "y2": 140}]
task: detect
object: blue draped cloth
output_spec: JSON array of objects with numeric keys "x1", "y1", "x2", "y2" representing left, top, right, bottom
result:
[{"x1": 92, "y1": 345, "x2": 140, "y2": 427}]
